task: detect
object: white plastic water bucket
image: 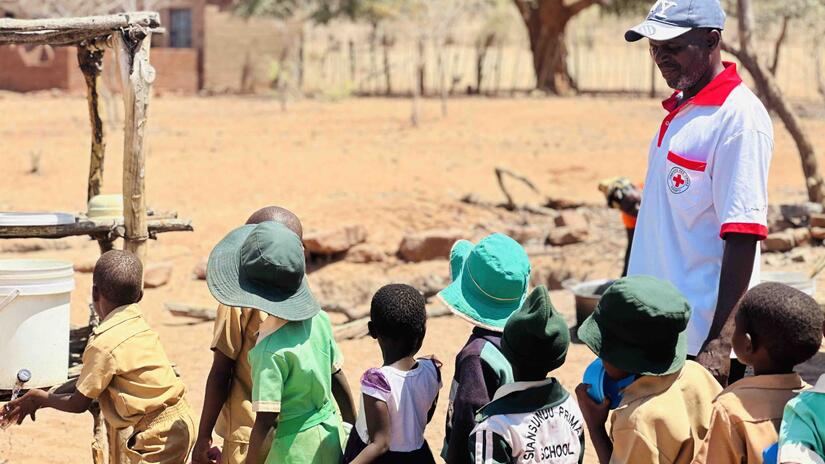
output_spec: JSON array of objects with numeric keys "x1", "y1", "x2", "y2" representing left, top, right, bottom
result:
[
  {"x1": 761, "y1": 271, "x2": 816, "y2": 296},
  {"x1": 0, "y1": 260, "x2": 74, "y2": 390}
]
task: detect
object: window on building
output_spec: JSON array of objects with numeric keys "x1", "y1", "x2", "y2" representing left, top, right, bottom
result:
[{"x1": 168, "y1": 9, "x2": 193, "y2": 48}]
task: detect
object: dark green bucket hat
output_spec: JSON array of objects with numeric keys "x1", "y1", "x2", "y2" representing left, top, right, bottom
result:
[
  {"x1": 207, "y1": 221, "x2": 320, "y2": 320},
  {"x1": 438, "y1": 233, "x2": 530, "y2": 331},
  {"x1": 501, "y1": 285, "x2": 570, "y2": 374},
  {"x1": 577, "y1": 275, "x2": 691, "y2": 376}
]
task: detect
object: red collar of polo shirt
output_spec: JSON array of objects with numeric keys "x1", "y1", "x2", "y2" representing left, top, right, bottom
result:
[{"x1": 657, "y1": 62, "x2": 742, "y2": 147}]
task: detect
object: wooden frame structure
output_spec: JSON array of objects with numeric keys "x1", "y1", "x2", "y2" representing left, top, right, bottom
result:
[
  {"x1": 0, "y1": 12, "x2": 192, "y2": 258},
  {"x1": 1, "y1": 13, "x2": 192, "y2": 463}
]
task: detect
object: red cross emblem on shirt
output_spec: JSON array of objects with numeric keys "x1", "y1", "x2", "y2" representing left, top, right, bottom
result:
[
  {"x1": 668, "y1": 166, "x2": 690, "y2": 194},
  {"x1": 673, "y1": 174, "x2": 685, "y2": 188}
]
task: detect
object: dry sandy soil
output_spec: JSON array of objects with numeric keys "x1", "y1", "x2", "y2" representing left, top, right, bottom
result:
[{"x1": 1, "y1": 93, "x2": 825, "y2": 464}]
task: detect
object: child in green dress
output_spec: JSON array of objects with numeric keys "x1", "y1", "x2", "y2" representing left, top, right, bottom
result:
[{"x1": 207, "y1": 221, "x2": 354, "y2": 464}]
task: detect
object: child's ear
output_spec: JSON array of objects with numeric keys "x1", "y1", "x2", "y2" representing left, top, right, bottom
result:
[
  {"x1": 367, "y1": 321, "x2": 377, "y2": 339},
  {"x1": 743, "y1": 331, "x2": 756, "y2": 354}
]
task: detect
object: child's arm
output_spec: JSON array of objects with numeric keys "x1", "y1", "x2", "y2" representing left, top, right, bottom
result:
[
  {"x1": 3, "y1": 389, "x2": 92, "y2": 425},
  {"x1": 246, "y1": 412, "x2": 277, "y2": 464},
  {"x1": 350, "y1": 395, "x2": 391, "y2": 464},
  {"x1": 193, "y1": 351, "x2": 235, "y2": 463},
  {"x1": 574, "y1": 383, "x2": 613, "y2": 464},
  {"x1": 332, "y1": 369, "x2": 357, "y2": 424},
  {"x1": 426, "y1": 357, "x2": 443, "y2": 424}
]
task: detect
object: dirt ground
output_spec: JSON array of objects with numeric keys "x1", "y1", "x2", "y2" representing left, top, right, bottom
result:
[{"x1": 1, "y1": 94, "x2": 825, "y2": 464}]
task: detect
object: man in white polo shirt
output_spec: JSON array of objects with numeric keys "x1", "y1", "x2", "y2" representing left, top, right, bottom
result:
[{"x1": 625, "y1": 0, "x2": 773, "y2": 386}]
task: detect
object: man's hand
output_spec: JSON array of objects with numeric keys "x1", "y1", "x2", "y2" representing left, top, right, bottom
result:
[
  {"x1": 695, "y1": 337, "x2": 732, "y2": 386},
  {"x1": 575, "y1": 383, "x2": 610, "y2": 428},
  {"x1": 191, "y1": 437, "x2": 217, "y2": 464},
  {"x1": 2, "y1": 389, "x2": 47, "y2": 426}
]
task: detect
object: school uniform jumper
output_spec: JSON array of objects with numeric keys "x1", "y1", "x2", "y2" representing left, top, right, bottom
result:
[
  {"x1": 692, "y1": 373, "x2": 806, "y2": 464},
  {"x1": 210, "y1": 304, "x2": 268, "y2": 464},
  {"x1": 609, "y1": 361, "x2": 721, "y2": 464},
  {"x1": 76, "y1": 304, "x2": 195, "y2": 464},
  {"x1": 249, "y1": 310, "x2": 345, "y2": 464},
  {"x1": 779, "y1": 374, "x2": 825, "y2": 464},
  {"x1": 442, "y1": 327, "x2": 515, "y2": 464},
  {"x1": 470, "y1": 378, "x2": 585, "y2": 464}
]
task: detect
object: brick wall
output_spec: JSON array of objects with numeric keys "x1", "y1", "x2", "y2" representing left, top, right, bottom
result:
[
  {"x1": 0, "y1": 46, "x2": 74, "y2": 92},
  {"x1": 0, "y1": 45, "x2": 198, "y2": 94},
  {"x1": 202, "y1": 5, "x2": 289, "y2": 93}
]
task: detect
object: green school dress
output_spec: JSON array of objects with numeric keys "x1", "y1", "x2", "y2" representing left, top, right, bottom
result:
[{"x1": 249, "y1": 311, "x2": 346, "y2": 464}]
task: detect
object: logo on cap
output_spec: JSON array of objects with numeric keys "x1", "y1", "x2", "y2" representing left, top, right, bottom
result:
[
  {"x1": 650, "y1": 0, "x2": 678, "y2": 19},
  {"x1": 668, "y1": 167, "x2": 690, "y2": 194}
]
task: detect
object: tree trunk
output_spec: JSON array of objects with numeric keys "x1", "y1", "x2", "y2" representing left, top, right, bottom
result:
[
  {"x1": 728, "y1": 0, "x2": 825, "y2": 204},
  {"x1": 514, "y1": 0, "x2": 592, "y2": 95}
]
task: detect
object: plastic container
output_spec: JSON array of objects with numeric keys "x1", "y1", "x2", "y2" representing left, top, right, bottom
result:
[
  {"x1": 86, "y1": 194, "x2": 124, "y2": 221},
  {"x1": 0, "y1": 212, "x2": 75, "y2": 227},
  {"x1": 760, "y1": 271, "x2": 816, "y2": 296},
  {"x1": 566, "y1": 278, "x2": 614, "y2": 326},
  {"x1": 582, "y1": 358, "x2": 636, "y2": 409},
  {"x1": 0, "y1": 260, "x2": 74, "y2": 390}
]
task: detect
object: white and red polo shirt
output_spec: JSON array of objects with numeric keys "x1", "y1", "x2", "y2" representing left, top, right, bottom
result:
[{"x1": 628, "y1": 62, "x2": 773, "y2": 356}]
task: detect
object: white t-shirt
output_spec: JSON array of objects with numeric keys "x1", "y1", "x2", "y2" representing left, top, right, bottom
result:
[
  {"x1": 355, "y1": 358, "x2": 442, "y2": 452},
  {"x1": 628, "y1": 62, "x2": 773, "y2": 356}
]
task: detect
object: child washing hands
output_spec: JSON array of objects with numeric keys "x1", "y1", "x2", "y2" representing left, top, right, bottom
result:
[{"x1": 342, "y1": 284, "x2": 442, "y2": 464}]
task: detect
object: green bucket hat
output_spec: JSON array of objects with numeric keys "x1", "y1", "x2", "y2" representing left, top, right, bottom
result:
[
  {"x1": 501, "y1": 285, "x2": 570, "y2": 374},
  {"x1": 207, "y1": 221, "x2": 320, "y2": 320},
  {"x1": 437, "y1": 233, "x2": 530, "y2": 331},
  {"x1": 577, "y1": 275, "x2": 691, "y2": 376}
]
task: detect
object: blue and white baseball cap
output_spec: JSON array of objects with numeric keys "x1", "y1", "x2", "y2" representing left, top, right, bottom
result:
[{"x1": 625, "y1": 0, "x2": 726, "y2": 42}]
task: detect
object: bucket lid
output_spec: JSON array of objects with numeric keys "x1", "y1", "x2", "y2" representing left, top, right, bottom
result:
[
  {"x1": 0, "y1": 212, "x2": 75, "y2": 227},
  {"x1": 0, "y1": 260, "x2": 75, "y2": 296},
  {"x1": 87, "y1": 194, "x2": 124, "y2": 220}
]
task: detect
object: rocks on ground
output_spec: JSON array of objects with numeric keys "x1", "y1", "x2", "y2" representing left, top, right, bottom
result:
[
  {"x1": 398, "y1": 229, "x2": 464, "y2": 262},
  {"x1": 303, "y1": 225, "x2": 368, "y2": 256},
  {"x1": 144, "y1": 262, "x2": 173, "y2": 289}
]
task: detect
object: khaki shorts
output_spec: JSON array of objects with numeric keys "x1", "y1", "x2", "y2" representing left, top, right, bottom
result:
[
  {"x1": 220, "y1": 441, "x2": 247, "y2": 464},
  {"x1": 109, "y1": 400, "x2": 196, "y2": 464},
  {"x1": 221, "y1": 430, "x2": 273, "y2": 464}
]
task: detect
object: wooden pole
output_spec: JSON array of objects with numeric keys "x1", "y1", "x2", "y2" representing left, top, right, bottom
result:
[
  {"x1": 115, "y1": 28, "x2": 154, "y2": 264},
  {"x1": 79, "y1": 41, "x2": 114, "y2": 253}
]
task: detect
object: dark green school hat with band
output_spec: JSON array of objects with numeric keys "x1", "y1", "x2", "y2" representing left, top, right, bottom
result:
[
  {"x1": 501, "y1": 285, "x2": 570, "y2": 374},
  {"x1": 207, "y1": 221, "x2": 320, "y2": 320},
  {"x1": 577, "y1": 275, "x2": 691, "y2": 376}
]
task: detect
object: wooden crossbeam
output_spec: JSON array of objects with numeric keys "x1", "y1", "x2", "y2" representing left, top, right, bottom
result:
[
  {"x1": 0, "y1": 12, "x2": 160, "y2": 46},
  {"x1": 0, "y1": 218, "x2": 192, "y2": 240}
]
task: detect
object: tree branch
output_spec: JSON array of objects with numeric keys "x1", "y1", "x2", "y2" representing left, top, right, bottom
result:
[
  {"x1": 566, "y1": 0, "x2": 602, "y2": 18},
  {"x1": 512, "y1": 0, "x2": 531, "y2": 22},
  {"x1": 769, "y1": 15, "x2": 790, "y2": 76},
  {"x1": 721, "y1": 40, "x2": 743, "y2": 60}
]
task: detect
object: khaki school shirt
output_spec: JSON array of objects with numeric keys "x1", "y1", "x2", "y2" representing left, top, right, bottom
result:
[
  {"x1": 76, "y1": 304, "x2": 186, "y2": 430},
  {"x1": 610, "y1": 361, "x2": 721, "y2": 464},
  {"x1": 210, "y1": 304, "x2": 267, "y2": 444},
  {"x1": 692, "y1": 373, "x2": 805, "y2": 464}
]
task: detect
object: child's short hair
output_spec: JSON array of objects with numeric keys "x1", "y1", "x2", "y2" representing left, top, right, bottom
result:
[
  {"x1": 370, "y1": 284, "x2": 427, "y2": 353},
  {"x1": 739, "y1": 282, "x2": 824, "y2": 367},
  {"x1": 93, "y1": 250, "x2": 144, "y2": 307}
]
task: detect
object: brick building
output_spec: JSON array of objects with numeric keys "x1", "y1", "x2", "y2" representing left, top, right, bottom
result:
[{"x1": 0, "y1": 0, "x2": 285, "y2": 94}]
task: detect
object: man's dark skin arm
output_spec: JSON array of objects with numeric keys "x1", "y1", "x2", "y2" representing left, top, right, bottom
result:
[
  {"x1": 192, "y1": 351, "x2": 235, "y2": 464},
  {"x1": 695, "y1": 233, "x2": 758, "y2": 386}
]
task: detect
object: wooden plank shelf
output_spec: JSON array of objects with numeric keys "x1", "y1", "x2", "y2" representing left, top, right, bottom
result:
[{"x1": 0, "y1": 217, "x2": 193, "y2": 241}]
